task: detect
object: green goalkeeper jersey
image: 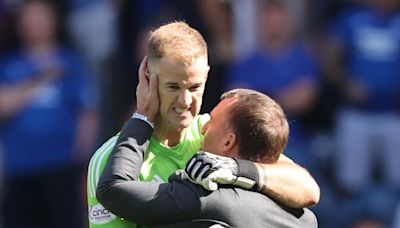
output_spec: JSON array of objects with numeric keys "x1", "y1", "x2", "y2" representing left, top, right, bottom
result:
[{"x1": 87, "y1": 114, "x2": 210, "y2": 227}]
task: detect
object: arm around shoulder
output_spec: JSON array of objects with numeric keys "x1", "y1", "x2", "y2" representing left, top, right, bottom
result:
[
  {"x1": 96, "y1": 118, "x2": 203, "y2": 224},
  {"x1": 96, "y1": 118, "x2": 153, "y2": 218},
  {"x1": 255, "y1": 154, "x2": 320, "y2": 208}
]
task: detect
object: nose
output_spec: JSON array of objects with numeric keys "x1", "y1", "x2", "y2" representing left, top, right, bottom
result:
[
  {"x1": 178, "y1": 90, "x2": 192, "y2": 107},
  {"x1": 202, "y1": 121, "x2": 210, "y2": 135}
]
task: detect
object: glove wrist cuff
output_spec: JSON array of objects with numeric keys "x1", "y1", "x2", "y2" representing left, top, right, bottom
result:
[{"x1": 235, "y1": 159, "x2": 260, "y2": 190}]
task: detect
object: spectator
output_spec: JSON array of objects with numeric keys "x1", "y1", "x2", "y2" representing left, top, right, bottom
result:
[
  {"x1": 67, "y1": 0, "x2": 117, "y2": 75},
  {"x1": 65, "y1": 0, "x2": 118, "y2": 140},
  {"x1": 326, "y1": 0, "x2": 400, "y2": 194},
  {"x1": 323, "y1": 0, "x2": 400, "y2": 226},
  {"x1": 206, "y1": 0, "x2": 306, "y2": 61},
  {"x1": 225, "y1": 0, "x2": 319, "y2": 167},
  {"x1": 0, "y1": 0, "x2": 99, "y2": 227}
]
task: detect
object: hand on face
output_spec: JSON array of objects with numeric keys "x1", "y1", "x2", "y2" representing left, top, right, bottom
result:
[{"x1": 136, "y1": 56, "x2": 159, "y2": 122}]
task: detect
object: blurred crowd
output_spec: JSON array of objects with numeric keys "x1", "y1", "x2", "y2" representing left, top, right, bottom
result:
[{"x1": 0, "y1": 0, "x2": 399, "y2": 227}]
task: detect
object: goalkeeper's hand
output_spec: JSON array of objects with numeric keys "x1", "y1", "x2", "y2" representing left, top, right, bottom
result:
[{"x1": 184, "y1": 151, "x2": 259, "y2": 191}]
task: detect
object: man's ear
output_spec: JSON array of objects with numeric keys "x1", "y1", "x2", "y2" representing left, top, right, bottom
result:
[{"x1": 222, "y1": 133, "x2": 237, "y2": 153}]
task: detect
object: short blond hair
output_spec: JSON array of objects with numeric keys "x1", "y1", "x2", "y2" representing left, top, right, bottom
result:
[{"x1": 147, "y1": 21, "x2": 208, "y2": 65}]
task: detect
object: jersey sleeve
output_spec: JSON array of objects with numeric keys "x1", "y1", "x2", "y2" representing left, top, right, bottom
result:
[{"x1": 87, "y1": 134, "x2": 136, "y2": 227}]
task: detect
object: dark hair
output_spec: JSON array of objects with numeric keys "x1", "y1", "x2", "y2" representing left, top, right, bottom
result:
[{"x1": 221, "y1": 88, "x2": 289, "y2": 163}]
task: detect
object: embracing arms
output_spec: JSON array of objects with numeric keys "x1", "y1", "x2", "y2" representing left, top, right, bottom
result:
[
  {"x1": 255, "y1": 155, "x2": 320, "y2": 208},
  {"x1": 186, "y1": 153, "x2": 320, "y2": 208},
  {"x1": 96, "y1": 118, "x2": 203, "y2": 225}
]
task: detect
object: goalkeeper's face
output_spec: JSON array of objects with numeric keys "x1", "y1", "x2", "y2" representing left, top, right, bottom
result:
[
  {"x1": 202, "y1": 98, "x2": 238, "y2": 157},
  {"x1": 151, "y1": 56, "x2": 209, "y2": 130}
]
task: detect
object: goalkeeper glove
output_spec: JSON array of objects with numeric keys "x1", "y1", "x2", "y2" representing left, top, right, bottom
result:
[{"x1": 184, "y1": 151, "x2": 260, "y2": 191}]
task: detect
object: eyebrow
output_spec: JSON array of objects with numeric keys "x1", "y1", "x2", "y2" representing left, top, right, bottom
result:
[{"x1": 191, "y1": 82, "x2": 204, "y2": 87}]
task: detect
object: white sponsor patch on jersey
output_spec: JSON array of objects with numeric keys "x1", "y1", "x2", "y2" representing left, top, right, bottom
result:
[
  {"x1": 151, "y1": 175, "x2": 165, "y2": 183},
  {"x1": 89, "y1": 204, "x2": 116, "y2": 224}
]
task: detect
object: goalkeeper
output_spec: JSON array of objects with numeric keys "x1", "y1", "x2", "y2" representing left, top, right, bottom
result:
[
  {"x1": 97, "y1": 88, "x2": 317, "y2": 227},
  {"x1": 87, "y1": 21, "x2": 319, "y2": 227}
]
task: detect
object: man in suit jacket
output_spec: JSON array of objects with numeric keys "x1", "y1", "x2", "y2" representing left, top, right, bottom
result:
[{"x1": 97, "y1": 88, "x2": 317, "y2": 227}]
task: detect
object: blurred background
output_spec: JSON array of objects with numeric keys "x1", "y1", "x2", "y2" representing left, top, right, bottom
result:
[{"x1": 0, "y1": 0, "x2": 399, "y2": 227}]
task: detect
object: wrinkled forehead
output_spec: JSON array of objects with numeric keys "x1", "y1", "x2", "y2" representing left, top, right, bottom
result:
[{"x1": 149, "y1": 54, "x2": 208, "y2": 69}]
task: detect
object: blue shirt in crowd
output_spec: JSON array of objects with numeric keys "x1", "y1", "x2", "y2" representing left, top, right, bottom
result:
[
  {"x1": 0, "y1": 47, "x2": 97, "y2": 176},
  {"x1": 226, "y1": 42, "x2": 318, "y2": 166},
  {"x1": 226, "y1": 43, "x2": 318, "y2": 98},
  {"x1": 331, "y1": 7, "x2": 400, "y2": 111}
]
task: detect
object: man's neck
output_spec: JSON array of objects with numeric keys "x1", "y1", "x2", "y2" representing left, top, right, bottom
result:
[{"x1": 153, "y1": 125, "x2": 186, "y2": 148}]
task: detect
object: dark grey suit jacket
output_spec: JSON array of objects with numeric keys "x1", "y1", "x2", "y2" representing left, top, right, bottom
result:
[{"x1": 97, "y1": 118, "x2": 318, "y2": 228}]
